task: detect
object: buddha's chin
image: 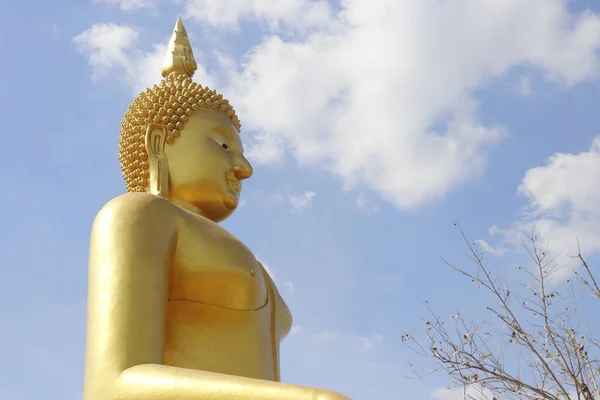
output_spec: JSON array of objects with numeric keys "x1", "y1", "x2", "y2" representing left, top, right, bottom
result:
[{"x1": 223, "y1": 195, "x2": 238, "y2": 211}]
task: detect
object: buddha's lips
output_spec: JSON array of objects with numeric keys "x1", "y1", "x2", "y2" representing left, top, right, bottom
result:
[{"x1": 226, "y1": 173, "x2": 240, "y2": 193}]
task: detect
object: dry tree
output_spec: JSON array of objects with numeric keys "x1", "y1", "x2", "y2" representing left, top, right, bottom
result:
[{"x1": 403, "y1": 224, "x2": 600, "y2": 400}]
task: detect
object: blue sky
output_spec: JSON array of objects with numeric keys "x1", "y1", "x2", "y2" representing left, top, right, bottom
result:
[{"x1": 2, "y1": 0, "x2": 600, "y2": 399}]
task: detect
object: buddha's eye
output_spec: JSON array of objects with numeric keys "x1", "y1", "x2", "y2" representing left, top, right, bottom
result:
[{"x1": 210, "y1": 136, "x2": 230, "y2": 151}]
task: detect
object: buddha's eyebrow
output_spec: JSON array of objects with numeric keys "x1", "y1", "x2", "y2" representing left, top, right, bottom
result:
[
  {"x1": 211, "y1": 126, "x2": 232, "y2": 138},
  {"x1": 211, "y1": 126, "x2": 244, "y2": 153}
]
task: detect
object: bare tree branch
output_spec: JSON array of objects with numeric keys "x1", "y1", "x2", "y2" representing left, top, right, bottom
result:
[{"x1": 405, "y1": 224, "x2": 599, "y2": 400}]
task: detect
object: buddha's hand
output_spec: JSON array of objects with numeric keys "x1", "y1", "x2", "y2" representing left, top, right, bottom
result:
[{"x1": 316, "y1": 389, "x2": 353, "y2": 400}]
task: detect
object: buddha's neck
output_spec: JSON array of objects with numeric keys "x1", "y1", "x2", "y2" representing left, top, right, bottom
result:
[{"x1": 169, "y1": 195, "x2": 209, "y2": 219}]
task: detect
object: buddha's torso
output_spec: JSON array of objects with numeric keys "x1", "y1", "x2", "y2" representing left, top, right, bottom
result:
[{"x1": 164, "y1": 207, "x2": 292, "y2": 380}]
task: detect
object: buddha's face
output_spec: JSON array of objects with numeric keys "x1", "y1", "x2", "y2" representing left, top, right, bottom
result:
[{"x1": 163, "y1": 108, "x2": 252, "y2": 222}]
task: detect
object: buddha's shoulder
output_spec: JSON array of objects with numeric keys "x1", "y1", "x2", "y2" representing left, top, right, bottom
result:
[{"x1": 95, "y1": 193, "x2": 178, "y2": 226}]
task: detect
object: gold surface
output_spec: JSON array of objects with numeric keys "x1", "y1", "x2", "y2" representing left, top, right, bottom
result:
[
  {"x1": 162, "y1": 18, "x2": 198, "y2": 78},
  {"x1": 83, "y1": 18, "x2": 351, "y2": 400},
  {"x1": 118, "y1": 20, "x2": 240, "y2": 194}
]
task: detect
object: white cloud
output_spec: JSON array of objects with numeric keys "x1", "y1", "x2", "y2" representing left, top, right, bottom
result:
[
  {"x1": 128, "y1": 42, "x2": 170, "y2": 93},
  {"x1": 356, "y1": 192, "x2": 377, "y2": 215},
  {"x1": 246, "y1": 134, "x2": 286, "y2": 164},
  {"x1": 73, "y1": 24, "x2": 216, "y2": 94},
  {"x1": 474, "y1": 239, "x2": 507, "y2": 257},
  {"x1": 258, "y1": 259, "x2": 276, "y2": 280},
  {"x1": 73, "y1": 24, "x2": 139, "y2": 81},
  {"x1": 289, "y1": 191, "x2": 316, "y2": 211},
  {"x1": 290, "y1": 324, "x2": 303, "y2": 335},
  {"x1": 494, "y1": 136, "x2": 600, "y2": 269},
  {"x1": 75, "y1": 1, "x2": 600, "y2": 210},
  {"x1": 93, "y1": 0, "x2": 155, "y2": 11},
  {"x1": 430, "y1": 385, "x2": 497, "y2": 400},
  {"x1": 220, "y1": 0, "x2": 600, "y2": 210},
  {"x1": 183, "y1": 0, "x2": 332, "y2": 31}
]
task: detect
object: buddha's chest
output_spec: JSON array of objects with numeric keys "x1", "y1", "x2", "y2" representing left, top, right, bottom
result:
[{"x1": 169, "y1": 215, "x2": 267, "y2": 310}]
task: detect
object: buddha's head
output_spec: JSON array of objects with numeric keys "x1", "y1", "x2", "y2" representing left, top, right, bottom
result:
[{"x1": 118, "y1": 19, "x2": 251, "y2": 222}]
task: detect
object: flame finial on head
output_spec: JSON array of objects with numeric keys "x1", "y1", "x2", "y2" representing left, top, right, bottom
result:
[{"x1": 162, "y1": 18, "x2": 198, "y2": 78}]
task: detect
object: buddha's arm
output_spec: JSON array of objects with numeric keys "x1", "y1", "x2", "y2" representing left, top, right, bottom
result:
[
  {"x1": 83, "y1": 193, "x2": 349, "y2": 400},
  {"x1": 119, "y1": 364, "x2": 348, "y2": 400}
]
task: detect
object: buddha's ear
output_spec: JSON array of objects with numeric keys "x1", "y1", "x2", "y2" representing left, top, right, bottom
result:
[
  {"x1": 145, "y1": 123, "x2": 167, "y2": 158},
  {"x1": 144, "y1": 123, "x2": 169, "y2": 198}
]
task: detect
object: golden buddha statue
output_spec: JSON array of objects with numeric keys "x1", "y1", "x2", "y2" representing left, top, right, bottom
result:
[{"x1": 82, "y1": 18, "x2": 351, "y2": 400}]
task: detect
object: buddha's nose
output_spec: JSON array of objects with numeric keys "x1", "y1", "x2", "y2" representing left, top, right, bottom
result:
[{"x1": 232, "y1": 154, "x2": 253, "y2": 180}]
